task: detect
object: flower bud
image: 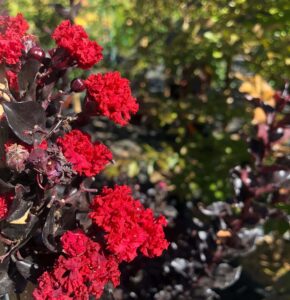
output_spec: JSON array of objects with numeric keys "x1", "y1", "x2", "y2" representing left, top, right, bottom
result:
[
  {"x1": 71, "y1": 78, "x2": 86, "y2": 92},
  {"x1": 28, "y1": 46, "x2": 45, "y2": 62},
  {"x1": 51, "y1": 48, "x2": 70, "y2": 70}
]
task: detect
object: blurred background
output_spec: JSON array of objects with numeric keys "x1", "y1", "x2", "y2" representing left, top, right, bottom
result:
[{"x1": 2, "y1": 0, "x2": 290, "y2": 299}]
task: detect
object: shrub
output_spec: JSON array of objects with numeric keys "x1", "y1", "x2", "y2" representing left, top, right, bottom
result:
[{"x1": 0, "y1": 15, "x2": 168, "y2": 299}]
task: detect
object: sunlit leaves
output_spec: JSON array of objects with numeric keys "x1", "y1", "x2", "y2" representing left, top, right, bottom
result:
[{"x1": 238, "y1": 74, "x2": 275, "y2": 106}]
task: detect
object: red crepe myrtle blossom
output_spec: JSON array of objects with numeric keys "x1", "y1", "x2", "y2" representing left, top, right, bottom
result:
[
  {"x1": 36, "y1": 140, "x2": 48, "y2": 150},
  {"x1": 0, "y1": 14, "x2": 28, "y2": 37},
  {"x1": 60, "y1": 230, "x2": 89, "y2": 257},
  {"x1": 89, "y1": 185, "x2": 169, "y2": 262},
  {"x1": 57, "y1": 129, "x2": 112, "y2": 177},
  {"x1": 0, "y1": 196, "x2": 9, "y2": 219},
  {"x1": 52, "y1": 20, "x2": 103, "y2": 69},
  {"x1": 0, "y1": 193, "x2": 14, "y2": 219},
  {"x1": 0, "y1": 14, "x2": 29, "y2": 65},
  {"x1": 5, "y1": 70, "x2": 19, "y2": 91},
  {"x1": 33, "y1": 230, "x2": 120, "y2": 300},
  {"x1": 85, "y1": 72, "x2": 139, "y2": 126}
]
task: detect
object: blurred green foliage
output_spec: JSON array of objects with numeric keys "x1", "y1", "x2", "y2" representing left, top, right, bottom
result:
[{"x1": 6, "y1": 0, "x2": 290, "y2": 202}]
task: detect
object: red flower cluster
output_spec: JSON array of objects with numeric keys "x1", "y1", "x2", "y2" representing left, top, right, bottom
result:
[
  {"x1": 57, "y1": 130, "x2": 112, "y2": 177},
  {"x1": 89, "y1": 185, "x2": 169, "y2": 262},
  {"x1": 85, "y1": 72, "x2": 139, "y2": 126},
  {"x1": 0, "y1": 14, "x2": 29, "y2": 65},
  {"x1": 0, "y1": 193, "x2": 14, "y2": 219},
  {"x1": 33, "y1": 230, "x2": 120, "y2": 300},
  {"x1": 52, "y1": 20, "x2": 103, "y2": 69}
]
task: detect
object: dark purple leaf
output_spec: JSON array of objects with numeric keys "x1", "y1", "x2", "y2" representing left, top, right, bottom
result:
[
  {"x1": 23, "y1": 80, "x2": 37, "y2": 102},
  {"x1": 18, "y1": 58, "x2": 40, "y2": 94},
  {"x1": 0, "y1": 120, "x2": 9, "y2": 168},
  {"x1": 1, "y1": 214, "x2": 38, "y2": 241},
  {"x1": 0, "y1": 259, "x2": 13, "y2": 296},
  {"x1": 15, "y1": 259, "x2": 40, "y2": 280},
  {"x1": 8, "y1": 262, "x2": 28, "y2": 294},
  {"x1": 76, "y1": 211, "x2": 92, "y2": 232},
  {"x1": 212, "y1": 263, "x2": 242, "y2": 289},
  {"x1": 234, "y1": 228, "x2": 259, "y2": 255},
  {"x1": 2, "y1": 101, "x2": 46, "y2": 144},
  {"x1": 41, "y1": 82, "x2": 55, "y2": 101},
  {"x1": 0, "y1": 268, "x2": 14, "y2": 296},
  {"x1": 0, "y1": 179, "x2": 14, "y2": 194},
  {"x1": 249, "y1": 138, "x2": 265, "y2": 163},
  {"x1": 6, "y1": 198, "x2": 32, "y2": 223},
  {"x1": 42, "y1": 206, "x2": 57, "y2": 252},
  {"x1": 57, "y1": 206, "x2": 76, "y2": 233}
]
